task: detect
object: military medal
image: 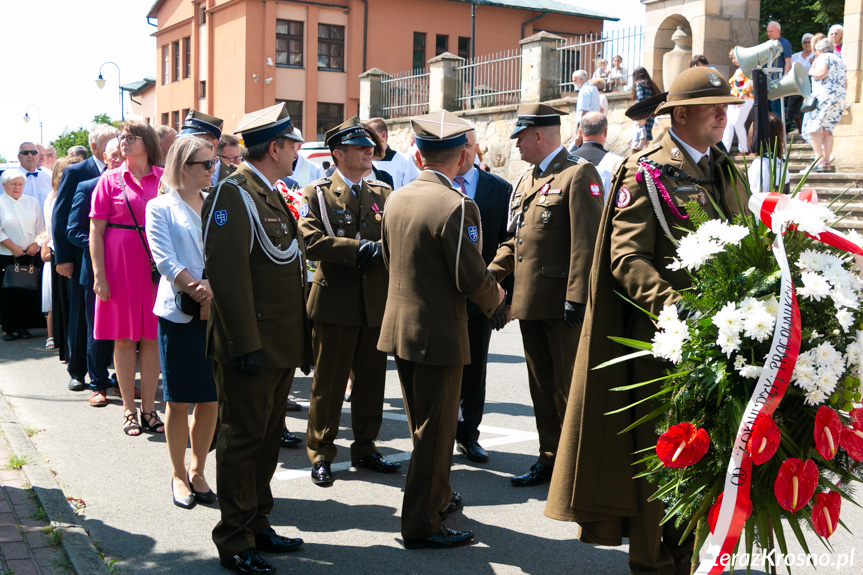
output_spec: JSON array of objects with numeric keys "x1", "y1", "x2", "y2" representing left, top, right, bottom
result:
[
  {"x1": 345, "y1": 213, "x2": 353, "y2": 225},
  {"x1": 337, "y1": 228, "x2": 345, "y2": 237},
  {"x1": 541, "y1": 210, "x2": 551, "y2": 224},
  {"x1": 375, "y1": 213, "x2": 382, "y2": 222},
  {"x1": 539, "y1": 183, "x2": 550, "y2": 195},
  {"x1": 698, "y1": 191, "x2": 707, "y2": 206}
]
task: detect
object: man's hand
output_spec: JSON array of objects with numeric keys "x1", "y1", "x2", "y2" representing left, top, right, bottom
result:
[
  {"x1": 490, "y1": 297, "x2": 508, "y2": 331},
  {"x1": 497, "y1": 283, "x2": 506, "y2": 305},
  {"x1": 239, "y1": 349, "x2": 266, "y2": 378},
  {"x1": 564, "y1": 300, "x2": 586, "y2": 327},
  {"x1": 362, "y1": 241, "x2": 383, "y2": 270},
  {"x1": 357, "y1": 239, "x2": 376, "y2": 268}
]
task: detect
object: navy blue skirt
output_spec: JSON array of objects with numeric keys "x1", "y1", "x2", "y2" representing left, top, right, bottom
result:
[{"x1": 157, "y1": 316, "x2": 217, "y2": 403}]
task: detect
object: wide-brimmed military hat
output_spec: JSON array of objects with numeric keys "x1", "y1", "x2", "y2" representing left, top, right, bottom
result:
[
  {"x1": 653, "y1": 67, "x2": 742, "y2": 116},
  {"x1": 325, "y1": 117, "x2": 376, "y2": 150},
  {"x1": 411, "y1": 110, "x2": 472, "y2": 151},
  {"x1": 233, "y1": 102, "x2": 303, "y2": 147},
  {"x1": 179, "y1": 110, "x2": 223, "y2": 139},
  {"x1": 510, "y1": 103, "x2": 566, "y2": 138}
]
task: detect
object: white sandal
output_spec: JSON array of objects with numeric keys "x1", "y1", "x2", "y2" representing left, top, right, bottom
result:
[{"x1": 45, "y1": 337, "x2": 55, "y2": 350}]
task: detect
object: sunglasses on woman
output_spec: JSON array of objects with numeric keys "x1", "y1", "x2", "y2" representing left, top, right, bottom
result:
[{"x1": 186, "y1": 159, "x2": 217, "y2": 170}]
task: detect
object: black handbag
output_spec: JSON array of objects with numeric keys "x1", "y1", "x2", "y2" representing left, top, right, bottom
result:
[
  {"x1": 2, "y1": 259, "x2": 41, "y2": 291},
  {"x1": 174, "y1": 291, "x2": 201, "y2": 316},
  {"x1": 800, "y1": 96, "x2": 818, "y2": 114},
  {"x1": 119, "y1": 176, "x2": 161, "y2": 285}
]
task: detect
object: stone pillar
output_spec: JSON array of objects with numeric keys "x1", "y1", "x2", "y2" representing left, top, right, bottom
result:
[
  {"x1": 359, "y1": 68, "x2": 388, "y2": 120},
  {"x1": 845, "y1": 0, "x2": 863, "y2": 104},
  {"x1": 662, "y1": 27, "x2": 692, "y2": 91},
  {"x1": 428, "y1": 52, "x2": 463, "y2": 112},
  {"x1": 519, "y1": 31, "x2": 565, "y2": 103}
]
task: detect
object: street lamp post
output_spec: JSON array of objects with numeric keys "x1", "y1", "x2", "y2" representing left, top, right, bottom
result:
[
  {"x1": 96, "y1": 61, "x2": 124, "y2": 121},
  {"x1": 23, "y1": 105, "x2": 43, "y2": 143}
]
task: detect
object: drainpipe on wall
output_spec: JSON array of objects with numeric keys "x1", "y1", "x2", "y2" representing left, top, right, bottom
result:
[
  {"x1": 521, "y1": 11, "x2": 546, "y2": 39},
  {"x1": 361, "y1": 0, "x2": 368, "y2": 72},
  {"x1": 471, "y1": 2, "x2": 476, "y2": 60}
]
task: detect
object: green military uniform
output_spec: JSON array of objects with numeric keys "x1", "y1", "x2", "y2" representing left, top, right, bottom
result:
[
  {"x1": 378, "y1": 110, "x2": 502, "y2": 546},
  {"x1": 202, "y1": 103, "x2": 312, "y2": 561},
  {"x1": 545, "y1": 67, "x2": 748, "y2": 575},
  {"x1": 298, "y1": 117, "x2": 396, "y2": 477},
  {"x1": 488, "y1": 104, "x2": 603, "y2": 480}
]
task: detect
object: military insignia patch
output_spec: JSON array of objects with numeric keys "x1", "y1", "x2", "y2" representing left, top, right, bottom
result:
[
  {"x1": 671, "y1": 147, "x2": 680, "y2": 158},
  {"x1": 616, "y1": 187, "x2": 632, "y2": 209},
  {"x1": 589, "y1": 183, "x2": 601, "y2": 197},
  {"x1": 468, "y1": 225, "x2": 478, "y2": 242},
  {"x1": 707, "y1": 72, "x2": 722, "y2": 86},
  {"x1": 214, "y1": 209, "x2": 228, "y2": 226},
  {"x1": 299, "y1": 204, "x2": 310, "y2": 217}
]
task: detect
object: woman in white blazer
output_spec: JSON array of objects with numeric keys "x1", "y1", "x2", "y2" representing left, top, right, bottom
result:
[{"x1": 145, "y1": 136, "x2": 218, "y2": 510}]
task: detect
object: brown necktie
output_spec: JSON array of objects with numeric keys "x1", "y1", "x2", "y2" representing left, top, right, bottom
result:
[{"x1": 697, "y1": 156, "x2": 710, "y2": 179}]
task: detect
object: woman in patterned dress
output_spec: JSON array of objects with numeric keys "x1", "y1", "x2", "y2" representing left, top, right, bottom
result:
[{"x1": 804, "y1": 38, "x2": 847, "y2": 172}]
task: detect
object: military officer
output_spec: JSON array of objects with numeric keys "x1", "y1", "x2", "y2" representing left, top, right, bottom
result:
[
  {"x1": 298, "y1": 117, "x2": 400, "y2": 485},
  {"x1": 546, "y1": 67, "x2": 748, "y2": 575},
  {"x1": 203, "y1": 102, "x2": 313, "y2": 575},
  {"x1": 179, "y1": 110, "x2": 235, "y2": 185},
  {"x1": 379, "y1": 110, "x2": 506, "y2": 549},
  {"x1": 488, "y1": 103, "x2": 604, "y2": 487}
]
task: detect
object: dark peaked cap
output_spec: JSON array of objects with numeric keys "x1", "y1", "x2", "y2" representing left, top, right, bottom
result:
[
  {"x1": 511, "y1": 103, "x2": 566, "y2": 138},
  {"x1": 179, "y1": 110, "x2": 223, "y2": 139},
  {"x1": 325, "y1": 117, "x2": 376, "y2": 150},
  {"x1": 411, "y1": 110, "x2": 473, "y2": 151},
  {"x1": 233, "y1": 102, "x2": 303, "y2": 147}
]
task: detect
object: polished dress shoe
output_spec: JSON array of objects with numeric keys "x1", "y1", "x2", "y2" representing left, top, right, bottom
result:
[
  {"x1": 172, "y1": 480, "x2": 196, "y2": 510},
  {"x1": 188, "y1": 474, "x2": 217, "y2": 504},
  {"x1": 280, "y1": 429, "x2": 302, "y2": 448},
  {"x1": 439, "y1": 491, "x2": 462, "y2": 518},
  {"x1": 68, "y1": 378, "x2": 87, "y2": 392},
  {"x1": 311, "y1": 460, "x2": 332, "y2": 485},
  {"x1": 456, "y1": 441, "x2": 489, "y2": 463},
  {"x1": 89, "y1": 390, "x2": 108, "y2": 407},
  {"x1": 220, "y1": 548, "x2": 275, "y2": 574},
  {"x1": 351, "y1": 452, "x2": 401, "y2": 473},
  {"x1": 510, "y1": 462, "x2": 552, "y2": 487},
  {"x1": 404, "y1": 527, "x2": 474, "y2": 549},
  {"x1": 254, "y1": 527, "x2": 304, "y2": 553}
]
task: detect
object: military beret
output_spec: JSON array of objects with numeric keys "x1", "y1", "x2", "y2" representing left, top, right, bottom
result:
[
  {"x1": 325, "y1": 117, "x2": 376, "y2": 150},
  {"x1": 233, "y1": 102, "x2": 303, "y2": 147},
  {"x1": 511, "y1": 103, "x2": 566, "y2": 138},
  {"x1": 179, "y1": 110, "x2": 223, "y2": 139},
  {"x1": 411, "y1": 109, "x2": 472, "y2": 151}
]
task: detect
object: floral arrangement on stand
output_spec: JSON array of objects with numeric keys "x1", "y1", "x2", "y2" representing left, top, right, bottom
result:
[{"x1": 604, "y1": 160, "x2": 863, "y2": 572}]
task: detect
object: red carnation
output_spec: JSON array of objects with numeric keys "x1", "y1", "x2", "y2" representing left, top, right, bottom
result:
[
  {"x1": 656, "y1": 423, "x2": 710, "y2": 468},
  {"x1": 287, "y1": 204, "x2": 299, "y2": 220},
  {"x1": 746, "y1": 415, "x2": 780, "y2": 465},
  {"x1": 774, "y1": 458, "x2": 818, "y2": 512},
  {"x1": 707, "y1": 492, "x2": 753, "y2": 534},
  {"x1": 814, "y1": 406, "x2": 842, "y2": 460},
  {"x1": 811, "y1": 491, "x2": 841, "y2": 538},
  {"x1": 840, "y1": 407, "x2": 863, "y2": 461}
]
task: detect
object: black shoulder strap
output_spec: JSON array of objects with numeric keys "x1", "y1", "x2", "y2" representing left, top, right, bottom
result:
[{"x1": 119, "y1": 173, "x2": 158, "y2": 272}]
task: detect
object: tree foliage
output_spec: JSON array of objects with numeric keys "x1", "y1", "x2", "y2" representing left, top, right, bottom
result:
[
  {"x1": 759, "y1": 0, "x2": 845, "y2": 47},
  {"x1": 50, "y1": 114, "x2": 119, "y2": 158}
]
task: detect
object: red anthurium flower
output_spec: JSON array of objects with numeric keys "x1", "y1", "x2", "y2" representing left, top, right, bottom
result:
[
  {"x1": 656, "y1": 423, "x2": 710, "y2": 468},
  {"x1": 774, "y1": 458, "x2": 818, "y2": 512},
  {"x1": 746, "y1": 415, "x2": 780, "y2": 465},
  {"x1": 840, "y1": 408, "x2": 863, "y2": 460},
  {"x1": 811, "y1": 491, "x2": 842, "y2": 538},
  {"x1": 707, "y1": 492, "x2": 753, "y2": 534},
  {"x1": 814, "y1": 406, "x2": 842, "y2": 460}
]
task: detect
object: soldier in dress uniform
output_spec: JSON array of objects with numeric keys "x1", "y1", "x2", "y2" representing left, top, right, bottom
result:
[
  {"x1": 488, "y1": 103, "x2": 604, "y2": 487},
  {"x1": 298, "y1": 117, "x2": 400, "y2": 486},
  {"x1": 378, "y1": 110, "x2": 506, "y2": 549},
  {"x1": 545, "y1": 66, "x2": 749, "y2": 575},
  {"x1": 180, "y1": 110, "x2": 235, "y2": 186},
  {"x1": 202, "y1": 102, "x2": 313, "y2": 575}
]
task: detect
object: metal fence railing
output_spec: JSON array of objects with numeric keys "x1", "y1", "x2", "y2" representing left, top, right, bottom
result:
[
  {"x1": 454, "y1": 49, "x2": 522, "y2": 110},
  {"x1": 380, "y1": 67, "x2": 430, "y2": 119},
  {"x1": 555, "y1": 26, "x2": 644, "y2": 96}
]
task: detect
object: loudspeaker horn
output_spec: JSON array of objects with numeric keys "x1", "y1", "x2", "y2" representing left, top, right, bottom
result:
[
  {"x1": 734, "y1": 40, "x2": 782, "y2": 76},
  {"x1": 767, "y1": 62, "x2": 811, "y2": 100}
]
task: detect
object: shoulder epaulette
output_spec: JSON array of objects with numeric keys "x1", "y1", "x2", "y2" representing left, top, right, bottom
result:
[
  {"x1": 566, "y1": 154, "x2": 590, "y2": 165},
  {"x1": 225, "y1": 174, "x2": 246, "y2": 186},
  {"x1": 365, "y1": 178, "x2": 392, "y2": 189},
  {"x1": 309, "y1": 177, "x2": 330, "y2": 187}
]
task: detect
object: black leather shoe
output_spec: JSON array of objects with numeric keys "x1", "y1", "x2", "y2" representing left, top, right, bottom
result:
[
  {"x1": 254, "y1": 527, "x2": 303, "y2": 553},
  {"x1": 220, "y1": 548, "x2": 275, "y2": 574},
  {"x1": 188, "y1": 475, "x2": 217, "y2": 504},
  {"x1": 456, "y1": 441, "x2": 489, "y2": 463},
  {"x1": 17, "y1": 329, "x2": 31, "y2": 340},
  {"x1": 439, "y1": 491, "x2": 462, "y2": 518},
  {"x1": 172, "y1": 480, "x2": 196, "y2": 510},
  {"x1": 68, "y1": 378, "x2": 87, "y2": 392},
  {"x1": 311, "y1": 460, "x2": 332, "y2": 486},
  {"x1": 404, "y1": 527, "x2": 474, "y2": 549},
  {"x1": 510, "y1": 462, "x2": 552, "y2": 487},
  {"x1": 280, "y1": 429, "x2": 302, "y2": 448},
  {"x1": 351, "y1": 452, "x2": 401, "y2": 473}
]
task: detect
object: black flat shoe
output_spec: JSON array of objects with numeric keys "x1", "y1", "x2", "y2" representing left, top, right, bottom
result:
[
  {"x1": 351, "y1": 452, "x2": 401, "y2": 473},
  {"x1": 220, "y1": 548, "x2": 275, "y2": 575},
  {"x1": 17, "y1": 329, "x2": 31, "y2": 340},
  {"x1": 188, "y1": 474, "x2": 217, "y2": 504},
  {"x1": 510, "y1": 462, "x2": 553, "y2": 487},
  {"x1": 254, "y1": 527, "x2": 303, "y2": 553},
  {"x1": 280, "y1": 429, "x2": 302, "y2": 448},
  {"x1": 2, "y1": 332, "x2": 15, "y2": 341},
  {"x1": 172, "y1": 480, "x2": 196, "y2": 510},
  {"x1": 311, "y1": 460, "x2": 332, "y2": 486},
  {"x1": 456, "y1": 440, "x2": 489, "y2": 463},
  {"x1": 404, "y1": 527, "x2": 474, "y2": 550},
  {"x1": 439, "y1": 491, "x2": 462, "y2": 518}
]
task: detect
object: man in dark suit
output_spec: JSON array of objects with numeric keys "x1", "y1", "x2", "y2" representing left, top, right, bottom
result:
[
  {"x1": 569, "y1": 112, "x2": 623, "y2": 201},
  {"x1": 53, "y1": 124, "x2": 118, "y2": 392},
  {"x1": 453, "y1": 128, "x2": 513, "y2": 464},
  {"x1": 66, "y1": 139, "x2": 123, "y2": 407}
]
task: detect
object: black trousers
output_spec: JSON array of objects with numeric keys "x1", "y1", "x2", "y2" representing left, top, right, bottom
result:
[
  {"x1": 0, "y1": 255, "x2": 44, "y2": 333},
  {"x1": 65, "y1": 267, "x2": 88, "y2": 381},
  {"x1": 457, "y1": 313, "x2": 492, "y2": 444}
]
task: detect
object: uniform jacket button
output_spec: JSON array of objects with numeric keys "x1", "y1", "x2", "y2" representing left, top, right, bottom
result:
[
  {"x1": 520, "y1": 222, "x2": 525, "y2": 228},
  {"x1": 342, "y1": 258, "x2": 349, "y2": 264},
  {"x1": 518, "y1": 239, "x2": 523, "y2": 245},
  {"x1": 256, "y1": 313, "x2": 262, "y2": 319},
  {"x1": 362, "y1": 222, "x2": 367, "y2": 228},
  {"x1": 517, "y1": 256, "x2": 523, "y2": 262}
]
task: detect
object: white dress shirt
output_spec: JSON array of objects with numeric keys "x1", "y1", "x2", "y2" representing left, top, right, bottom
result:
[
  {"x1": 575, "y1": 83, "x2": 601, "y2": 124},
  {"x1": 669, "y1": 129, "x2": 710, "y2": 165},
  {"x1": 0, "y1": 193, "x2": 45, "y2": 255},
  {"x1": 538, "y1": 146, "x2": 565, "y2": 176},
  {"x1": 22, "y1": 167, "x2": 53, "y2": 209},
  {"x1": 374, "y1": 147, "x2": 421, "y2": 189}
]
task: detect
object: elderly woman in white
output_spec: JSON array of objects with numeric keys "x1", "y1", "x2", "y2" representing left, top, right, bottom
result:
[
  {"x1": 145, "y1": 136, "x2": 218, "y2": 510},
  {"x1": 0, "y1": 169, "x2": 45, "y2": 341}
]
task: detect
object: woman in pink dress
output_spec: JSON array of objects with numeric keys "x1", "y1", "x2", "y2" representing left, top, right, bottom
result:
[{"x1": 89, "y1": 120, "x2": 164, "y2": 436}]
